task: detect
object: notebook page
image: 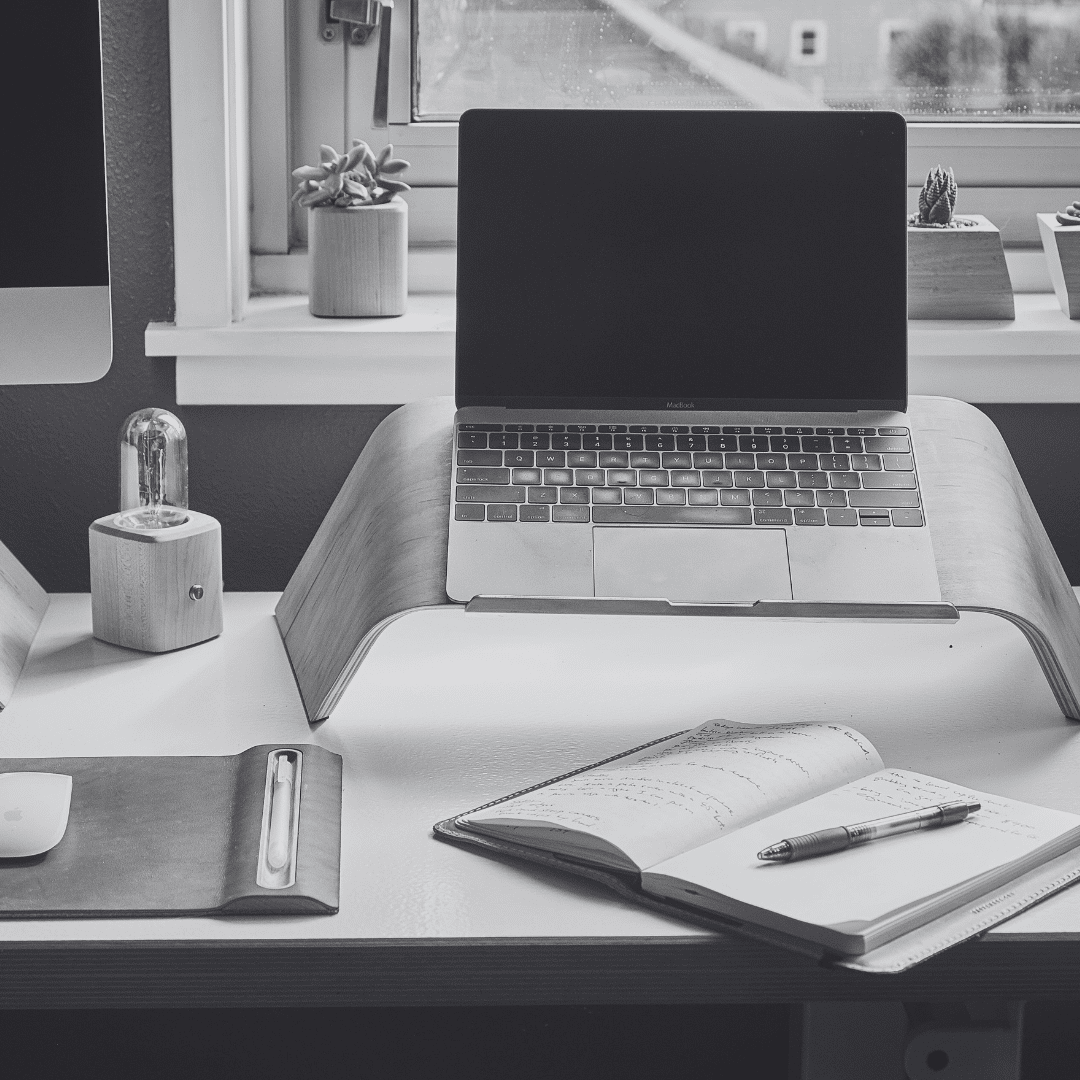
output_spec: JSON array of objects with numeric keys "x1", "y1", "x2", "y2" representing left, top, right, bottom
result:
[
  {"x1": 463, "y1": 721, "x2": 882, "y2": 871},
  {"x1": 643, "y1": 770, "x2": 1080, "y2": 934}
]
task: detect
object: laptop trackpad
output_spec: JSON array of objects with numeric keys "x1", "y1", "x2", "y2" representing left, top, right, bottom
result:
[{"x1": 593, "y1": 526, "x2": 792, "y2": 603}]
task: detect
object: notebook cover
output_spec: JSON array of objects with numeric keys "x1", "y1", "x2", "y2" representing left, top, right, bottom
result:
[
  {"x1": 0, "y1": 744, "x2": 341, "y2": 917},
  {"x1": 433, "y1": 738, "x2": 1080, "y2": 972}
]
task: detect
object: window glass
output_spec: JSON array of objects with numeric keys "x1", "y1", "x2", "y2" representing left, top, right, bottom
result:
[{"x1": 414, "y1": 0, "x2": 1080, "y2": 119}]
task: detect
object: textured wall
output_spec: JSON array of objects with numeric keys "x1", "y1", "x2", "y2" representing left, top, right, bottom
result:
[{"x1": 0, "y1": 2, "x2": 1077, "y2": 600}]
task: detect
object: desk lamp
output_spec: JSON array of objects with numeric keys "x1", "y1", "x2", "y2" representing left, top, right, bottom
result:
[{"x1": 0, "y1": 0, "x2": 114, "y2": 705}]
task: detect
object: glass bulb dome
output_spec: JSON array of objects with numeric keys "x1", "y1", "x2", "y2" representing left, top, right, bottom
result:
[{"x1": 116, "y1": 408, "x2": 189, "y2": 530}]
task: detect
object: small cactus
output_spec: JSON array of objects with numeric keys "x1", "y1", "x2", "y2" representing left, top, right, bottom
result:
[
  {"x1": 911, "y1": 166, "x2": 957, "y2": 227},
  {"x1": 292, "y1": 140, "x2": 410, "y2": 209},
  {"x1": 1057, "y1": 200, "x2": 1080, "y2": 226}
]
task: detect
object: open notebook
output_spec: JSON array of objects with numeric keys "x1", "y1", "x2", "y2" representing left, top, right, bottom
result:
[{"x1": 435, "y1": 722, "x2": 1080, "y2": 972}]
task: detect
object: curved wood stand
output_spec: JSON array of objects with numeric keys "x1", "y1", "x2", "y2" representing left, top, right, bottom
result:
[{"x1": 276, "y1": 396, "x2": 1080, "y2": 722}]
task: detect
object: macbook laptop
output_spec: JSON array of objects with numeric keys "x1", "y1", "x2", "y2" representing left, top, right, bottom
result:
[{"x1": 446, "y1": 109, "x2": 941, "y2": 608}]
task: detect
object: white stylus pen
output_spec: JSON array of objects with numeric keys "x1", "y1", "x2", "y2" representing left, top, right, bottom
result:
[{"x1": 267, "y1": 754, "x2": 295, "y2": 871}]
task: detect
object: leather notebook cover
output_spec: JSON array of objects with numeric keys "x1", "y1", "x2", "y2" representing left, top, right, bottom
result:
[{"x1": 0, "y1": 743, "x2": 341, "y2": 917}]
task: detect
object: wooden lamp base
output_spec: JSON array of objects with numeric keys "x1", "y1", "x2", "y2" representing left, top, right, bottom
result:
[{"x1": 89, "y1": 510, "x2": 223, "y2": 653}]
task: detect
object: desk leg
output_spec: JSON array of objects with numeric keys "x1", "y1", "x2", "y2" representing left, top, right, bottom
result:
[{"x1": 796, "y1": 1001, "x2": 1024, "y2": 1080}]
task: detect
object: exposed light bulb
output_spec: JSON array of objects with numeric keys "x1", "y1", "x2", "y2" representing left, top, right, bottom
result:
[{"x1": 116, "y1": 409, "x2": 189, "y2": 530}]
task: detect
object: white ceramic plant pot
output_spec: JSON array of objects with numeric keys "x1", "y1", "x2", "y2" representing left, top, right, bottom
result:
[
  {"x1": 1038, "y1": 213, "x2": 1080, "y2": 320},
  {"x1": 308, "y1": 197, "x2": 407, "y2": 317}
]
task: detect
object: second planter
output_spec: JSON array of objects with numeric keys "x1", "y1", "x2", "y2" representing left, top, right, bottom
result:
[{"x1": 308, "y1": 197, "x2": 408, "y2": 317}]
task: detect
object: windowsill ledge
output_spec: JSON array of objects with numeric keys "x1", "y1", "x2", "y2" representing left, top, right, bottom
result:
[{"x1": 147, "y1": 292, "x2": 1080, "y2": 406}]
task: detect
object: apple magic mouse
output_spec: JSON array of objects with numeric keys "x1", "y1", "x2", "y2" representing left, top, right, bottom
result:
[{"x1": 0, "y1": 773, "x2": 72, "y2": 858}]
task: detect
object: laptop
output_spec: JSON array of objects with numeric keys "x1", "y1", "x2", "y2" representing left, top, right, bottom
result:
[{"x1": 446, "y1": 109, "x2": 941, "y2": 609}]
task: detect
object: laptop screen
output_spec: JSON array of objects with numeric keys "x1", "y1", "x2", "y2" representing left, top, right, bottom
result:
[{"x1": 455, "y1": 110, "x2": 907, "y2": 413}]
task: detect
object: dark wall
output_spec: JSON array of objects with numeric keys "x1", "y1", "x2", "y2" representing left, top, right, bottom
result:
[
  {"x1": 0, "y1": 0, "x2": 395, "y2": 594},
  {"x1": 0, "y1": 2, "x2": 1078, "y2": 598}
]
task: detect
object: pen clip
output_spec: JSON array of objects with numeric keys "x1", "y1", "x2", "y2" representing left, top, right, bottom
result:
[{"x1": 257, "y1": 749, "x2": 303, "y2": 890}]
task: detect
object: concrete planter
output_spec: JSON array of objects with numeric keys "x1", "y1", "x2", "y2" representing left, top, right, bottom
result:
[{"x1": 1038, "y1": 213, "x2": 1080, "y2": 319}]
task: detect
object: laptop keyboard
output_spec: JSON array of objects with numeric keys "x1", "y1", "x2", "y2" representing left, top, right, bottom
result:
[{"x1": 453, "y1": 424, "x2": 923, "y2": 527}]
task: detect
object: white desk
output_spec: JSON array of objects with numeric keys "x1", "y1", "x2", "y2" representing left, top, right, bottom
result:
[{"x1": 2, "y1": 593, "x2": 1080, "y2": 1007}]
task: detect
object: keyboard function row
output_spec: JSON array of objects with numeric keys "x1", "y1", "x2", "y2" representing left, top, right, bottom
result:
[
  {"x1": 458, "y1": 423, "x2": 909, "y2": 436},
  {"x1": 457, "y1": 431, "x2": 911, "y2": 453},
  {"x1": 457, "y1": 450, "x2": 914, "y2": 472}
]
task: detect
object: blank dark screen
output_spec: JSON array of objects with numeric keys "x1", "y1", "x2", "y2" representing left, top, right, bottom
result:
[
  {"x1": 0, "y1": 1, "x2": 109, "y2": 289},
  {"x1": 455, "y1": 110, "x2": 907, "y2": 411}
]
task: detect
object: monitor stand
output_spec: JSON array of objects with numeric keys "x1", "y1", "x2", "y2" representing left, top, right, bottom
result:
[{"x1": 0, "y1": 541, "x2": 48, "y2": 709}]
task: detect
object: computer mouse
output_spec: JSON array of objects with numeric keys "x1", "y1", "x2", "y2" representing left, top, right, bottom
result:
[{"x1": 0, "y1": 773, "x2": 72, "y2": 858}]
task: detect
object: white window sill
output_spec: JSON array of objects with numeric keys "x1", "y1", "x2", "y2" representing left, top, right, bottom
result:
[{"x1": 147, "y1": 292, "x2": 1080, "y2": 406}]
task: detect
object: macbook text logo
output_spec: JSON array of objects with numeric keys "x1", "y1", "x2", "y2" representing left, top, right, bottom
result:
[{"x1": 666, "y1": 402, "x2": 696, "y2": 409}]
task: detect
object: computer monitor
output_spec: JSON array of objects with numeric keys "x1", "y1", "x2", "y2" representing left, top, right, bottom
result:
[{"x1": 0, "y1": 0, "x2": 112, "y2": 384}]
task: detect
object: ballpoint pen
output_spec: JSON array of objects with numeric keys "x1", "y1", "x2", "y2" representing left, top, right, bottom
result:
[
  {"x1": 757, "y1": 799, "x2": 982, "y2": 863},
  {"x1": 267, "y1": 753, "x2": 296, "y2": 871}
]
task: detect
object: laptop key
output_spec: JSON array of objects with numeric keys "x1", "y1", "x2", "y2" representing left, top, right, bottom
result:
[
  {"x1": 670, "y1": 471, "x2": 701, "y2": 487},
  {"x1": 537, "y1": 451, "x2": 566, "y2": 468},
  {"x1": 551, "y1": 434, "x2": 582, "y2": 450},
  {"x1": 829, "y1": 472, "x2": 861, "y2": 489},
  {"x1": 598, "y1": 424, "x2": 628, "y2": 433},
  {"x1": 575, "y1": 470, "x2": 606, "y2": 486},
  {"x1": 519, "y1": 505, "x2": 550, "y2": 521},
  {"x1": 734, "y1": 470, "x2": 765, "y2": 488},
  {"x1": 599, "y1": 452, "x2": 629, "y2": 468},
  {"x1": 850, "y1": 453, "x2": 881, "y2": 471},
  {"x1": 794, "y1": 507, "x2": 826, "y2": 525},
  {"x1": 832, "y1": 436, "x2": 864, "y2": 453},
  {"x1": 544, "y1": 469, "x2": 573, "y2": 485},
  {"x1": 457, "y1": 449, "x2": 502, "y2": 467},
  {"x1": 486, "y1": 505, "x2": 517, "y2": 521},
  {"x1": 630, "y1": 452, "x2": 661, "y2": 469},
  {"x1": 739, "y1": 436, "x2": 769, "y2": 452},
  {"x1": 567, "y1": 424, "x2": 596, "y2": 433},
  {"x1": 756, "y1": 453, "x2": 787, "y2": 470},
  {"x1": 707, "y1": 435, "x2": 739, "y2": 452},
  {"x1": 798, "y1": 471, "x2": 829, "y2": 489},
  {"x1": 662, "y1": 453, "x2": 693, "y2": 469},
  {"x1": 827, "y1": 508, "x2": 858, "y2": 525},
  {"x1": 628, "y1": 425, "x2": 659, "y2": 433},
  {"x1": 691, "y1": 425, "x2": 722, "y2": 434},
  {"x1": 770, "y1": 436, "x2": 799, "y2": 452},
  {"x1": 560, "y1": 488, "x2": 590, "y2": 503},
  {"x1": 819, "y1": 454, "x2": 849, "y2": 471},
  {"x1": 656, "y1": 489, "x2": 687, "y2": 505},
  {"x1": 816, "y1": 490, "x2": 848, "y2": 507},
  {"x1": 638, "y1": 470, "x2": 669, "y2": 486},
  {"x1": 457, "y1": 433, "x2": 488, "y2": 449},
  {"x1": 613, "y1": 435, "x2": 645, "y2": 451},
  {"x1": 520, "y1": 433, "x2": 550, "y2": 450},
  {"x1": 623, "y1": 488, "x2": 654, "y2": 504},
  {"x1": 535, "y1": 424, "x2": 566, "y2": 432},
  {"x1": 785, "y1": 426, "x2": 815, "y2": 435},
  {"x1": 567, "y1": 451, "x2": 597, "y2": 468},
  {"x1": 458, "y1": 423, "x2": 502, "y2": 431},
  {"x1": 725, "y1": 453, "x2": 755, "y2": 470},
  {"x1": 788, "y1": 453, "x2": 818, "y2": 470},
  {"x1": 591, "y1": 488, "x2": 622, "y2": 504},
  {"x1": 722, "y1": 426, "x2": 752, "y2": 435},
  {"x1": 721, "y1": 489, "x2": 751, "y2": 505},
  {"x1": 505, "y1": 450, "x2": 534, "y2": 467},
  {"x1": 553, "y1": 506, "x2": 590, "y2": 522},
  {"x1": 848, "y1": 491, "x2": 921, "y2": 508},
  {"x1": 883, "y1": 453, "x2": 914, "y2": 471},
  {"x1": 504, "y1": 423, "x2": 534, "y2": 432},
  {"x1": 847, "y1": 427, "x2": 877, "y2": 436},
  {"x1": 676, "y1": 435, "x2": 708, "y2": 452},
  {"x1": 456, "y1": 485, "x2": 525, "y2": 503},
  {"x1": 512, "y1": 469, "x2": 542, "y2": 485},
  {"x1": 693, "y1": 452, "x2": 725, "y2": 469},
  {"x1": 754, "y1": 426, "x2": 783, "y2": 435},
  {"x1": 607, "y1": 470, "x2": 637, "y2": 486},
  {"x1": 785, "y1": 490, "x2": 816, "y2": 506},
  {"x1": 688, "y1": 489, "x2": 718, "y2": 504},
  {"x1": 892, "y1": 509, "x2": 925, "y2": 526},
  {"x1": 766, "y1": 471, "x2": 797, "y2": 488},
  {"x1": 701, "y1": 470, "x2": 733, "y2": 488},
  {"x1": 752, "y1": 490, "x2": 784, "y2": 506},
  {"x1": 862, "y1": 472, "x2": 917, "y2": 489},
  {"x1": 816, "y1": 427, "x2": 845, "y2": 436},
  {"x1": 858, "y1": 508, "x2": 891, "y2": 526},
  {"x1": 754, "y1": 508, "x2": 793, "y2": 525},
  {"x1": 528, "y1": 486, "x2": 558, "y2": 504},
  {"x1": 800, "y1": 437, "x2": 832, "y2": 452},
  {"x1": 455, "y1": 504, "x2": 485, "y2": 521},
  {"x1": 592, "y1": 506, "x2": 754, "y2": 525},
  {"x1": 864, "y1": 436, "x2": 911, "y2": 453},
  {"x1": 457, "y1": 467, "x2": 511, "y2": 484},
  {"x1": 583, "y1": 434, "x2": 613, "y2": 450},
  {"x1": 877, "y1": 427, "x2": 909, "y2": 437},
  {"x1": 645, "y1": 435, "x2": 676, "y2": 451},
  {"x1": 488, "y1": 433, "x2": 519, "y2": 449}
]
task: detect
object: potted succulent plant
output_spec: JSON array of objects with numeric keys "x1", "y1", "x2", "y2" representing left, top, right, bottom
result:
[
  {"x1": 1038, "y1": 200, "x2": 1080, "y2": 319},
  {"x1": 293, "y1": 140, "x2": 411, "y2": 317},
  {"x1": 907, "y1": 166, "x2": 1014, "y2": 320}
]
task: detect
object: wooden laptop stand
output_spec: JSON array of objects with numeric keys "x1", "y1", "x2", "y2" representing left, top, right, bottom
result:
[{"x1": 275, "y1": 396, "x2": 1080, "y2": 723}]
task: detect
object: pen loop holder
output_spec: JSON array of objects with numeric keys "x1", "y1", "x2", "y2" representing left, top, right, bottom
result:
[{"x1": 257, "y1": 749, "x2": 303, "y2": 890}]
